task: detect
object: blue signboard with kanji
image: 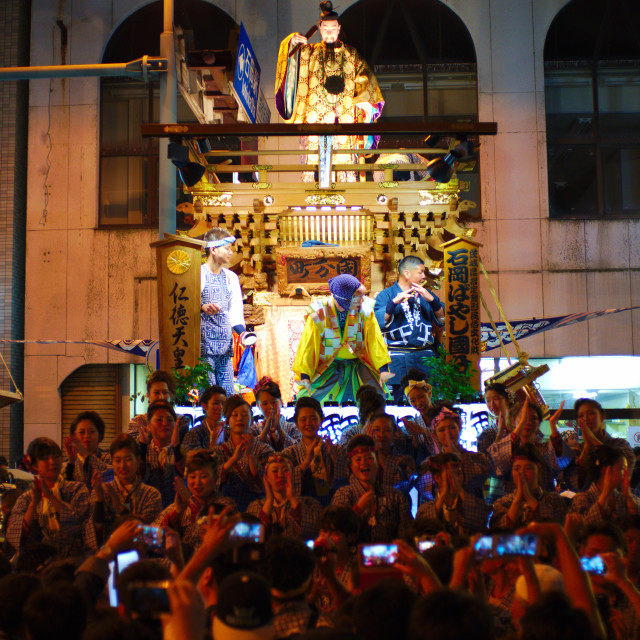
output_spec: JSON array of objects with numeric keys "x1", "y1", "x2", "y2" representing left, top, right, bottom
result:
[{"x1": 233, "y1": 23, "x2": 260, "y2": 123}]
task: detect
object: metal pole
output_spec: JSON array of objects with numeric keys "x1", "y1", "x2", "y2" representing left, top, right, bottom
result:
[
  {"x1": 158, "y1": 0, "x2": 177, "y2": 238},
  {"x1": 0, "y1": 57, "x2": 167, "y2": 80}
]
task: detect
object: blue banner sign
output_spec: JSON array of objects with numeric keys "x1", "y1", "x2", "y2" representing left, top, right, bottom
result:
[{"x1": 233, "y1": 23, "x2": 260, "y2": 123}]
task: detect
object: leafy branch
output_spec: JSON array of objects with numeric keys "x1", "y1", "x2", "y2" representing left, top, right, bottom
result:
[
  {"x1": 171, "y1": 359, "x2": 216, "y2": 405},
  {"x1": 422, "y1": 347, "x2": 482, "y2": 403}
]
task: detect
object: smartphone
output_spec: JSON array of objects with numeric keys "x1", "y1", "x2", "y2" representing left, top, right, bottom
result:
[
  {"x1": 494, "y1": 533, "x2": 539, "y2": 558},
  {"x1": 229, "y1": 521, "x2": 265, "y2": 544},
  {"x1": 127, "y1": 580, "x2": 171, "y2": 618},
  {"x1": 415, "y1": 537, "x2": 436, "y2": 553},
  {"x1": 136, "y1": 525, "x2": 165, "y2": 551},
  {"x1": 473, "y1": 535, "x2": 495, "y2": 560},
  {"x1": 359, "y1": 543, "x2": 399, "y2": 568},
  {"x1": 474, "y1": 534, "x2": 539, "y2": 559},
  {"x1": 580, "y1": 555, "x2": 606, "y2": 575},
  {"x1": 107, "y1": 550, "x2": 140, "y2": 607}
]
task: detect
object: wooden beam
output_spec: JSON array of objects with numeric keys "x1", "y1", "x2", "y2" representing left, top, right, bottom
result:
[{"x1": 142, "y1": 120, "x2": 498, "y2": 138}]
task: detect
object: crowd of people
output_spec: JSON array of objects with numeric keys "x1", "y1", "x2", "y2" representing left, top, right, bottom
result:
[{"x1": 0, "y1": 369, "x2": 639, "y2": 640}]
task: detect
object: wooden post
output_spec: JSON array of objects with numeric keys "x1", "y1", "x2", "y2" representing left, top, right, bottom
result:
[
  {"x1": 440, "y1": 236, "x2": 483, "y2": 391},
  {"x1": 151, "y1": 234, "x2": 207, "y2": 371}
]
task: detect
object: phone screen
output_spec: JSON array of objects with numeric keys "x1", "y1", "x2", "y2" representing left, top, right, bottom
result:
[
  {"x1": 580, "y1": 555, "x2": 606, "y2": 575},
  {"x1": 229, "y1": 521, "x2": 265, "y2": 543},
  {"x1": 107, "y1": 550, "x2": 140, "y2": 607},
  {"x1": 359, "y1": 544, "x2": 399, "y2": 567},
  {"x1": 416, "y1": 538, "x2": 436, "y2": 552},
  {"x1": 494, "y1": 533, "x2": 538, "y2": 557},
  {"x1": 137, "y1": 525, "x2": 165, "y2": 550},
  {"x1": 474, "y1": 534, "x2": 538, "y2": 559},
  {"x1": 474, "y1": 535, "x2": 495, "y2": 559}
]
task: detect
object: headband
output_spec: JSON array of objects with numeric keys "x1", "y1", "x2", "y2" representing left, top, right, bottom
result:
[
  {"x1": 265, "y1": 454, "x2": 292, "y2": 467},
  {"x1": 404, "y1": 380, "x2": 432, "y2": 398},
  {"x1": 254, "y1": 376, "x2": 273, "y2": 395},
  {"x1": 347, "y1": 445, "x2": 376, "y2": 458},
  {"x1": 207, "y1": 236, "x2": 236, "y2": 249},
  {"x1": 431, "y1": 406, "x2": 461, "y2": 430}
]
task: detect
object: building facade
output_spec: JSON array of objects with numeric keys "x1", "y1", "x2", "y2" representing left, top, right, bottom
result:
[{"x1": 2, "y1": 0, "x2": 638, "y2": 455}]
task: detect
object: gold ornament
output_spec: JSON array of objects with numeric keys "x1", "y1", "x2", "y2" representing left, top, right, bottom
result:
[
  {"x1": 305, "y1": 193, "x2": 346, "y2": 206},
  {"x1": 166, "y1": 250, "x2": 191, "y2": 274}
]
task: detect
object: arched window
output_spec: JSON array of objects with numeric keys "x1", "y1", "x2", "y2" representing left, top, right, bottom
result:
[
  {"x1": 544, "y1": 0, "x2": 640, "y2": 218},
  {"x1": 99, "y1": 0, "x2": 235, "y2": 227},
  {"x1": 340, "y1": 0, "x2": 480, "y2": 214}
]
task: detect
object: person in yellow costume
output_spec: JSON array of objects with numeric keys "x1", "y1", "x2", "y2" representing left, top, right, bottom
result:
[
  {"x1": 275, "y1": 1, "x2": 384, "y2": 182},
  {"x1": 293, "y1": 274, "x2": 393, "y2": 404}
]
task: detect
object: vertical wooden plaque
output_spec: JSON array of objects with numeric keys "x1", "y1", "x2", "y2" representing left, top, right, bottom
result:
[
  {"x1": 151, "y1": 234, "x2": 207, "y2": 372},
  {"x1": 441, "y1": 236, "x2": 483, "y2": 391}
]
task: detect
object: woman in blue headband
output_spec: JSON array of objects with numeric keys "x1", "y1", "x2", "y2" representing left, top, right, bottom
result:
[{"x1": 201, "y1": 227, "x2": 247, "y2": 395}]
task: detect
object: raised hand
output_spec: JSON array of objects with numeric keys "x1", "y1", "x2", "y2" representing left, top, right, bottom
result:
[
  {"x1": 379, "y1": 371, "x2": 395, "y2": 386},
  {"x1": 597, "y1": 465, "x2": 616, "y2": 513},
  {"x1": 443, "y1": 428, "x2": 459, "y2": 454},
  {"x1": 63, "y1": 436, "x2": 77, "y2": 462},
  {"x1": 138, "y1": 423, "x2": 150, "y2": 445},
  {"x1": 300, "y1": 437, "x2": 319, "y2": 472},
  {"x1": 171, "y1": 418, "x2": 181, "y2": 448},
  {"x1": 513, "y1": 399, "x2": 530, "y2": 443},
  {"x1": 291, "y1": 32, "x2": 308, "y2": 46},
  {"x1": 496, "y1": 412, "x2": 510, "y2": 440},
  {"x1": 231, "y1": 440, "x2": 247, "y2": 462},
  {"x1": 40, "y1": 480, "x2": 61, "y2": 509},
  {"x1": 72, "y1": 437, "x2": 90, "y2": 459},
  {"x1": 31, "y1": 477, "x2": 43, "y2": 506},
  {"x1": 520, "y1": 473, "x2": 538, "y2": 509},
  {"x1": 199, "y1": 505, "x2": 242, "y2": 556},
  {"x1": 392, "y1": 290, "x2": 418, "y2": 305},
  {"x1": 409, "y1": 283, "x2": 434, "y2": 302},
  {"x1": 164, "y1": 527, "x2": 185, "y2": 571},
  {"x1": 174, "y1": 476, "x2": 191, "y2": 513},
  {"x1": 243, "y1": 433, "x2": 257, "y2": 454},
  {"x1": 600, "y1": 551, "x2": 630, "y2": 588},
  {"x1": 258, "y1": 418, "x2": 271, "y2": 442},
  {"x1": 402, "y1": 418, "x2": 425, "y2": 437},
  {"x1": 323, "y1": 436, "x2": 338, "y2": 464},
  {"x1": 103, "y1": 519, "x2": 141, "y2": 554},
  {"x1": 448, "y1": 467, "x2": 463, "y2": 499},
  {"x1": 91, "y1": 470, "x2": 105, "y2": 501},
  {"x1": 285, "y1": 469, "x2": 299, "y2": 509},
  {"x1": 165, "y1": 579, "x2": 206, "y2": 640},
  {"x1": 513, "y1": 469, "x2": 523, "y2": 498},
  {"x1": 262, "y1": 474, "x2": 274, "y2": 515},
  {"x1": 355, "y1": 489, "x2": 376, "y2": 516},
  {"x1": 548, "y1": 401, "x2": 565, "y2": 437}
]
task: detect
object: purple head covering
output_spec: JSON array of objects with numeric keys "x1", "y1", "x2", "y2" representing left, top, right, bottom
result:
[
  {"x1": 430, "y1": 406, "x2": 462, "y2": 430},
  {"x1": 328, "y1": 274, "x2": 361, "y2": 309}
]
